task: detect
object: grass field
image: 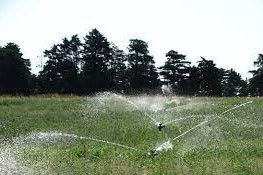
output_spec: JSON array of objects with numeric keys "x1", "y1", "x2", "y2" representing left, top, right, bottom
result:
[{"x1": 1, "y1": 93, "x2": 263, "y2": 174}]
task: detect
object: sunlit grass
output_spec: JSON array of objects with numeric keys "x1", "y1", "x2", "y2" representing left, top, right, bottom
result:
[{"x1": 1, "y1": 95, "x2": 263, "y2": 174}]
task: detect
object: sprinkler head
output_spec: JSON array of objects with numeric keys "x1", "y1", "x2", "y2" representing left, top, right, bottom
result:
[
  {"x1": 148, "y1": 149, "x2": 158, "y2": 156},
  {"x1": 157, "y1": 123, "x2": 165, "y2": 131}
]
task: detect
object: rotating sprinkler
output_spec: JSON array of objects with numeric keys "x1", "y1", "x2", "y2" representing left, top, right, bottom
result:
[
  {"x1": 148, "y1": 149, "x2": 158, "y2": 157},
  {"x1": 148, "y1": 139, "x2": 173, "y2": 157},
  {"x1": 157, "y1": 122, "x2": 166, "y2": 131}
]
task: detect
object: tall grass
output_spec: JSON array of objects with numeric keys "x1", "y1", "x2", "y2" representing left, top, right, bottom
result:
[{"x1": 0, "y1": 95, "x2": 263, "y2": 174}]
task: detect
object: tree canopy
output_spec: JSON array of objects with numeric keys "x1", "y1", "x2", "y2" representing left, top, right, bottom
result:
[
  {"x1": 159, "y1": 50, "x2": 191, "y2": 94},
  {"x1": 0, "y1": 28, "x2": 259, "y2": 96},
  {"x1": 0, "y1": 43, "x2": 31, "y2": 94},
  {"x1": 249, "y1": 54, "x2": 263, "y2": 96},
  {"x1": 127, "y1": 39, "x2": 160, "y2": 92}
]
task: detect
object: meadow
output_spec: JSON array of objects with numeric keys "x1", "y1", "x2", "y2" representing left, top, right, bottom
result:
[{"x1": 1, "y1": 93, "x2": 263, "y2": 174}]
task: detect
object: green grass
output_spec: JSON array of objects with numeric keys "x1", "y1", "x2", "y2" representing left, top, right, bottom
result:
[{"x1": 1, "y1": 95, "x2": 263, "y2": 174}]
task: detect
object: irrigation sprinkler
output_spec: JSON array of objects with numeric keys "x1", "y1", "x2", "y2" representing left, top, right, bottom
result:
[
  {"x1": 148, "y1": 149, "x2": 158, "y2": 157},
  {"x1": 97, "y1": 93, "x2": 253, "y2": 156},
  {"x1": 148, "y1": 139, "x2": 173, "y2": 157},
  {"x1": 157, "y1": 123, "x2": 165, "y2": 131}
]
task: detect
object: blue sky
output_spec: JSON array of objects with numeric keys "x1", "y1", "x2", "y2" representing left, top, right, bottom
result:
[{"x1": 1, "y1": 0, "x2": 263, "y2": 78}]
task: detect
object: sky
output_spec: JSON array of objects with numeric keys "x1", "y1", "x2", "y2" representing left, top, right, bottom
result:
[{"x1": 1, "y1": 0, "x2": 263, "y2": 78}]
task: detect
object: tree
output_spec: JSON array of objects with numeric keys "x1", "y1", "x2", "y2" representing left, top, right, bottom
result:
[
  {"x1": 187, "y1": 66, "x2": 201, "y2": 95},
  {"x1": 59, "y1": 35, "x2": 82, "y2": 93},
  {"x1": 81, "y1": 28, "x2": 112, "y2": 93},
  {"x1": 38, "y1": 35, "x2": 81, "y2": 93},
  {"x1": 61, "y1": 35, "x2": 82, "y2": 70},
  {"x1": 0, "y1": 43, "x2": 31, "y2": 94},
  {"x1": 38, "y1": 44, "x2": 63, "y2": 93},
  {"x1": 249, "y1": 54, "x2": 263, "y2": 96},
  {"x1": 222, "y1": 69, "x2": 247, "y2": 96},
  {"x1": 126, "y1": 39, "x2": 160, "y2": 92},
  {"x1": 197, "y1": 57, "x2": 223, "y2": 96},
  {"x1": 108, "y1": 43, "x2": 128, "y2": 91},
  {"x1": 159, "y1": 50, "x2": 191, "y2": 94}
]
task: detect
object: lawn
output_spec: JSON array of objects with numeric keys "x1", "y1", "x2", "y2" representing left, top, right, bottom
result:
[{"x1": 0, "y1": 94, "x2": 263, "y2": 174}]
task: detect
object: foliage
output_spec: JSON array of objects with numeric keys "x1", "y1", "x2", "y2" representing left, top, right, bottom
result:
[
  {"x1": 222, "y1": 69, "x2": 248, "y2": 96},
  {"x1": 0, "y1": 43, "x2": 31, "y2": 94},
  {"x1": 159, "y1": 50, "x2": 191, "y2": 94},
  {"x1": 81, "y1": 29, "x2": 112, "y2": 93},
  {"x1": 249, "y1": 54, "x2": 263, "y2": 96},
  {"x1": 0, "y1": 28, "x2": 257, "y2": 96},
  {"x1": 197, "y1": 57, "x2": 223, "y2": 96},
  {"x1": 38, "y1": 35, "x2": 81, "y2": 93},
  {"x1": 109, "y1": 43, "x2": 128, "y2": 91},
  {"x1": 126, "y1": 39, "x2": 160, "y2": 92}
]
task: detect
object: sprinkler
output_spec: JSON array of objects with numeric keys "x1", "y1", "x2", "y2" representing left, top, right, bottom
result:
[
  {"x1": 157, "y1": 123, "x2": 165, "y2": 131},
  {"x1": 148, "y1": 149, "x2": 158, "y2": 157},
  {"x1": 148, "y1": 140, "x2": 173, "y2": 157}
]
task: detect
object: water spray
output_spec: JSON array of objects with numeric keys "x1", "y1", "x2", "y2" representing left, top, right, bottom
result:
[
  {"x1": 113, "y1": 93, "x2": 164, "y2": 131},
  {"x1": 220, "y1": 101, "x2": 252, "y2": 115},
  {"x1": 79, "y1": 136, "x2": 139, "y2": 151},
  {"x1": 148, "y1": 139, "x2": 173, "y2": 157},
  {"x1": 171, "y1": 100, "x2": 253, "y2": 142},
  {"x1": 172, "y1": 120, "x2": 208, "y2": 141},
  {"x1": 163, "y1": 115, "x2": 203, "y2": 126},
  {"x1": 22, "y1": 132, "x2": 140, "y2": 152}
]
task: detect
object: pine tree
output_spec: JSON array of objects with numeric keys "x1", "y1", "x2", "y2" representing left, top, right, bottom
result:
[
  {"x1": 126, "y1": 39, "x2": 160, "y2": 92},
  {"x1": 0, "y1": 43, "x2": 31, "y2": 94},
  {"x1": 197, "y1": 57, "x2": 223, "y2": 96},
  {"x1": 159, "y1": 50, "x2": 191, "y2": 94},
  {"x1": 109, "y1": 43, "x2": 128, "y2": 91},
  {"x1": 222, "y1": 69, "x2": 247, "y2": 96},
  {"x1": 187, "y1": 66, "x2": 201, "y2": 95},
  {"x1": 81, "y1": 28, "x2": 112, "y2": 93},
  {"x1": 38, "y1": 35, "x2": 81, "y2": 93},
  {"x1": 249, "y1": 54, "x2": 263, "y2": 96}
]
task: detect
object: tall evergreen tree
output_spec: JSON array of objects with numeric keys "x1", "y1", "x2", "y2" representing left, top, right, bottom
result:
[
  {"x1": 221, "y1": 69, "x2": 247, "y2": 96},
  {"x1": 197, "y1": 57, "x2": 223, "y2": 96},
  {"x1": 249, "y1": 54, "x2": 263, "y2": 96},
  {"x1": 187, "y1": 66, "x2": 201, "y2": 95},
  {"x1": 61, "y1": 35, "x2": 82, "y2": 70},
  {"x1": 109, "y1": 43, "x2": 128, "y2": 91},
  {"x1": 81, "y1": 28, "x2": 112, "y2": 93},
  {"x1": 0, "y1": 43, "x2": 31, "y2": 94},
  {"x1": 159, "y1": 50, "x2": 191, "y2": 94},
  {"x1": 38, "y1": 44, "x2": 63, "y2": 93},
  {"x1": 38, "y1": 35, "x2": 81, "y2": 93},
  {"x1": 126, "y1": 39, "x2": 159, "y2": 92},
  {"x1": 59, "y1": 35, "x2": 82, "y2": 93}
]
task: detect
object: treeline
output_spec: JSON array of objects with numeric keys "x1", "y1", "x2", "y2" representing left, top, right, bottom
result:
[{"x1": 1, "y1": 28, "x2": 263, "y2": 96}]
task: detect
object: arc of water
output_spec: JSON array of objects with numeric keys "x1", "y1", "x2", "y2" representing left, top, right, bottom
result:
[
  {"x1": 163, "y1": 115, "x2": 203, "y2": 126},
  {"x1": 114, "y1": 94, "x2": 159, "y2": 124},
  {"x1": 28, "y1": 132, "x2": 140, "y2": 152},
  {"x1": 171, "y1": 100, "x2": 253, "y2": 142},
  {"x1": 220, "y1": 100, "x2": 252, "y2": 115},
  {"x1": 172, "y1": 120, "x2": 208, "y2": 141},
  {"x1": 124, "y1": 97, "x2": 158, "y2": 124},
  {"x1": 114, "y1": 94, "x2": 139, "y2": 109},
  {"x1": 79, "y1": 136, "x2": 140, "y2": 151},
  {"x1": 122, "y1": 99, "x2": 157, "y2": 122},
  {"x1": 144, "y1": 112, "x2": 158, "y2": 124}
]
